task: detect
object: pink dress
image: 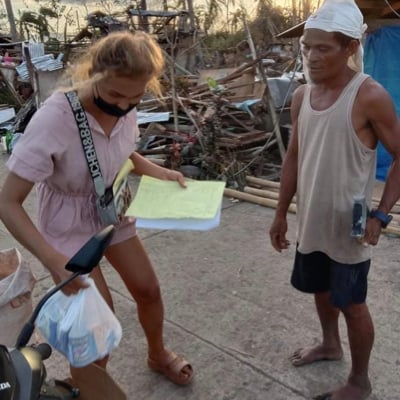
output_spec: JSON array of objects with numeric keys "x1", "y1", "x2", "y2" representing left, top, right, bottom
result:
[{"x1": 7, "y1": 91, "x2": 138, "y2": 258}]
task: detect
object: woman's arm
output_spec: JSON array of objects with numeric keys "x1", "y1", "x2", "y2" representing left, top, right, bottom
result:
[
  {"x1": 0, "y1": 172, "x2": 87, "y2": 294},
  {"x1": 130, "y1": 151, "x2": 186, "y2": 187}
]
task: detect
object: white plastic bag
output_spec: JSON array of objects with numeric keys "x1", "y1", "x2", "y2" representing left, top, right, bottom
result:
[
  {"x1": 36, "y1": 277, "x2": 122, "y2": 367},
  {"x1": 0, "y1": 248, "x2": 36, "y2": 347}
]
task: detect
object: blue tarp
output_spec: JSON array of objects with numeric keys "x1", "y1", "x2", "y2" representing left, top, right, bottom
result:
[{"x1": 364, "y1": 26, "x2": 400, "y2": 181}]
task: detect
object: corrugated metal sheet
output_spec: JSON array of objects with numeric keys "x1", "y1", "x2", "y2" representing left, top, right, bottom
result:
[
  {"x1": 24, "y1": 42, "x2": 45, "y2": 59},
  {"x1": 16, "y1": 54, "x2": 63, "y2": 81}
]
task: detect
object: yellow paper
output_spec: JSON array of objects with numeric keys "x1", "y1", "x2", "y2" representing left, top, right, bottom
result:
[
  {"x1": 113, "y1": 159, "x2": 134, "y2": 192},
  {"x1": 126, "y1": 175, "x2": 226, "y2": 219}
]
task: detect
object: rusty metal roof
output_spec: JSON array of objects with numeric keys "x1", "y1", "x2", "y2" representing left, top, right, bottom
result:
[
  {"x1": 276, "y1": 0, "x2": 400, "y2": 38},
  {"x1": 358, "y1": 0, "x2": 400, "y2": 18}
]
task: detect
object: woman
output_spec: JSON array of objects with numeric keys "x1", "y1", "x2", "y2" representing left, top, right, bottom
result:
[{"x1": 0, "y1": 31, "x2": 194, "y2": 386}]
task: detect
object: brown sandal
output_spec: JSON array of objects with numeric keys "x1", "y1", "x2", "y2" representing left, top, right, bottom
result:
[{"x1": 147, "y1": 351, "x2": 194, "y2": 385}]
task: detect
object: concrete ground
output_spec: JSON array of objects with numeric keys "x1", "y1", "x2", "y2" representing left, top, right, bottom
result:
[{"x1": 1, "y1": 152, "x2": 400, "y2": 400}]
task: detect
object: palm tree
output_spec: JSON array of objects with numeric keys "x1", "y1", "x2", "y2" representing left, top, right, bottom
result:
[
  {"x1": 19, "y1": 12, "x2": 48, "y2": 41},
  {"x1": 3, "y1": 0, "x2": 18, "y2": 40}
]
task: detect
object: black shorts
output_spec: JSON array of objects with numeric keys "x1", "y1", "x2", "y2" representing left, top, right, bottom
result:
[{"x1": 291, "y1": 249, "x2": 370, "y2": 309}]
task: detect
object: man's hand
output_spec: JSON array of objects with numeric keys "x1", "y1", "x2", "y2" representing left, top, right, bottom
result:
[
  {"x1": 361, "y1": 217, "x2": 383, "y2": 246},
  {"x1": 269, "y1": 215, "x2": 290, "y2": 252}
]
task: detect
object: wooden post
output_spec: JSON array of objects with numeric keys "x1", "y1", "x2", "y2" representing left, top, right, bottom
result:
[
  {"x1": 242, "y1": 16, "x2": 286, "y2": 162},
  {"x1": 23, "y1": 46, "x2": 40, "y2": 109}
]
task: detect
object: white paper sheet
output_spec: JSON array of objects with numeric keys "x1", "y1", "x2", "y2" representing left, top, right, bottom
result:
[{"x1": 136, "y1": 207, "x2": 221, "y2": 231}]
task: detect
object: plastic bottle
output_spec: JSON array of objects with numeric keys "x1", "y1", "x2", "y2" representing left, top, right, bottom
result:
[
  {"x1": 0, "y1": 136, "x2": 7, "y2": 153},
  {"x1": 5, "y1": 130, "x2": 13, "y2": 154}
]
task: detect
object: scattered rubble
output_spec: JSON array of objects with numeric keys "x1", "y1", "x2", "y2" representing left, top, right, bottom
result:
[{"x1": 0, "y1": 13, "x2": 303, "y2": 189}]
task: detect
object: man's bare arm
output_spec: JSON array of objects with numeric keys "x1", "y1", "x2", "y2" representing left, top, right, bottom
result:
[
  {"x1": 269, "y1": 85, "x2": 304, "y2": 252},
  {"x1": 362, "y1": 81, "x2": 400, "y2": 214}
]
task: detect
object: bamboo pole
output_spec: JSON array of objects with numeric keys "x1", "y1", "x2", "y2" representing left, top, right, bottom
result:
[
  {"x1": 245, "y1": 187, "x2": 400, "y2": 221},
  {"x1": 244, "y1": 185, "x2": 400, "y2": 222},
  {"x1": 237, "y1": 176, "x2": 400, "y2": 236},
  {"x1": 225, "y1": 188, "x2": 400, "y2": 236},
  {"x1": 224, "y1": 188, "x2": 297, "y2": 213},
  {"x1": 246, "y1": 176, "x2": 280, "y2": 189},
  {"x1": 243, "y1": 186, "x2": 298, "y2": 202},
  {"x1": 382, "y1": 225, "x2": 400, "y2": 236},
  {"x1": 245, "y1": 175, "x2": 400, "y2": 209},
  {"x1": 244, "y1": 186, "x2": 280, "y2": 199}
]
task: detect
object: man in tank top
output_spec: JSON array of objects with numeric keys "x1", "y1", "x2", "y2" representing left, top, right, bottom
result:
[{"x1": 270, "y1": 0, "x2": 400, "y2": 399}]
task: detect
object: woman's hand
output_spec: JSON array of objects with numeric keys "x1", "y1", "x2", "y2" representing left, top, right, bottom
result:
[
  {"x1": 46, "y1": 253, "x2": 89, "y2": 296},
  {"x1": 130, "y1": 152, "x2": 186, "y2": 188},
  {"x1": 164, "y1": 169, "x2": 187, "y2": 188}
]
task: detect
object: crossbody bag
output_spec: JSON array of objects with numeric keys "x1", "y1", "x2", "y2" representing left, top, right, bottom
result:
[{"x1": 65, "y1": 90, "x2": 132, "y2": 226}]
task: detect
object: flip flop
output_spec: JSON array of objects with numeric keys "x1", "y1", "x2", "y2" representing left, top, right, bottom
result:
[{"x1": 148, "y1": 351, "x2": 194, "y2": 385}]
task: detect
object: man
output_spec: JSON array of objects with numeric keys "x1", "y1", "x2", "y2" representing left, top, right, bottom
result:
[{"x1": 269, "y1": 0, "x2": 400, "y2": 399}]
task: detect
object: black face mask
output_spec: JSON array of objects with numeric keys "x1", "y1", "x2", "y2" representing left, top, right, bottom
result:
[{"x1": 93, "y1": 88, "x2": 138, "y2": 118}]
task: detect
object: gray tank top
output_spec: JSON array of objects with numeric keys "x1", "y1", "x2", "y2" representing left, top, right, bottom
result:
[{"x1": 297, "y1": 72, "x2": 376, "y2": 263}]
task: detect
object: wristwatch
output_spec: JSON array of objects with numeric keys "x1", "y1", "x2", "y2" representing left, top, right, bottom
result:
[{"x1": 369, "y1": 209, "x2": 393, "y2": 228}]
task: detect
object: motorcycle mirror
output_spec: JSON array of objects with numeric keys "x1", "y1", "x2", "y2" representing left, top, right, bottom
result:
[{"x1": 65, "y1": 225, "x2": 115, "y2": 274}]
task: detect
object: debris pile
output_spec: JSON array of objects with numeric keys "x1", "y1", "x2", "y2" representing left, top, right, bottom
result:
[
  {"x1": 0, "y1": 19, "x2": 302, "y2": 188},
  {"x1": 136, "y1": 59, "x2": 301, "y2": 187}
]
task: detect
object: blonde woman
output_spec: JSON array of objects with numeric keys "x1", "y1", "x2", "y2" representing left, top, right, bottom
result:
[{"x1": 0, "y1": 31, "x2": 194, "y2": 386}]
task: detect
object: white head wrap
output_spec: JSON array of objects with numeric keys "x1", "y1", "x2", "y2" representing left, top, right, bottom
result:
[{"x1": 303, "y1": 0, "x2": 367, "y2": 75}]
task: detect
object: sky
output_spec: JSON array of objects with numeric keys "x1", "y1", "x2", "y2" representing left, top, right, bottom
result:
[
  {"x1": 5, "y1": 0, "x2": 313, "y2": 36},
  {"x1": 9, "y1": 0, "x2": 297, "y2": 18}
]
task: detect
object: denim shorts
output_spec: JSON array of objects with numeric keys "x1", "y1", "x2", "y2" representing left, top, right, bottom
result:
[{"x1": 291, "y1": 249, "x2": 370, "y2": 309}]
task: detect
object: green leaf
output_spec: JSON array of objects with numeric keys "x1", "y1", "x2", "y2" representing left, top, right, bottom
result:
[{"x1": 206, "y1": 77, "x2": 217, "y2": 89}]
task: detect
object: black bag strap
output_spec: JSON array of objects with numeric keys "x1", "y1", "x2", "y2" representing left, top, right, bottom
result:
[{"x1": 64, "y1": 91, "x2": 106, "y2": 199}]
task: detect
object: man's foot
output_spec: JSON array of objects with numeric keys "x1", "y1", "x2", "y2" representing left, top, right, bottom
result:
[
  {"x1": 148, "y1": 349, "x2": 194, "y2": 385},
  {"x1": 289, "y1": 344, "x2": 343, "y2": 366},
  {"x1": 313, "y1": 381, "x2": 372, "y2": 400}
]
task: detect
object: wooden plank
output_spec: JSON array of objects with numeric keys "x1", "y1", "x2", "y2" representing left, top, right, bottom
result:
[
  {"x1": 381, "y1": 1, "x2": 400, "y2": 17},
  {"x1": 0, "y1": 68, "x2": 23, "y2": 106}
]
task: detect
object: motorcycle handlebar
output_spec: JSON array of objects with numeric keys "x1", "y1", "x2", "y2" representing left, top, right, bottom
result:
[{"x1": 34, "y1": 343, "x2": 52, "y2": 361}]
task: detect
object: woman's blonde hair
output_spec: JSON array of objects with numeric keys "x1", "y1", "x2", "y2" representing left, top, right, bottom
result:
[{"x1": 69, "y1": 30, "x2": 165, "y2": 96}]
